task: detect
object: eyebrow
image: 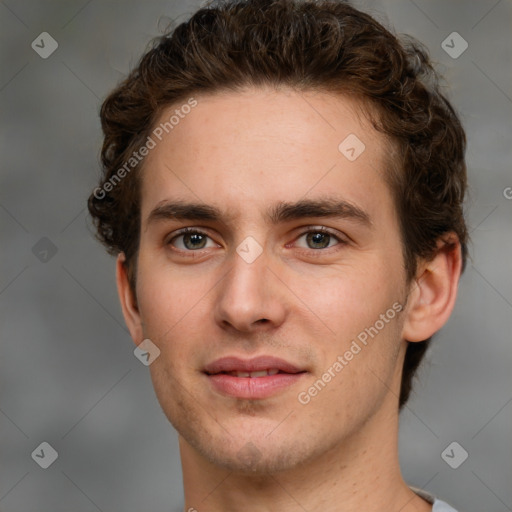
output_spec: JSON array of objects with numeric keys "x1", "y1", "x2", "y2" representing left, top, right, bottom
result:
[{"x1": 146, "y1": 197, "x2": 372, "y2": 228}]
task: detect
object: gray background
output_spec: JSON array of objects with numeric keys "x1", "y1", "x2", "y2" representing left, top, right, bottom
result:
[{"x1": 1, "y1": 0, "x2": 511, "y2": 511}]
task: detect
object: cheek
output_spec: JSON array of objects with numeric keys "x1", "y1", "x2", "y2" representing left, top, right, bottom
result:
[
  {"x1": 135, "y1": 253, "x2": 211, "y2": 341},
  {"x1": 291, "y1": 260, "x2": 405, "y2": 396},
  {"x1": 304, "y1": 310, "x2": 404, "y2": 425},
  {"x1": 290, "y1": 260, "x2": 396, "y2": 338},
  {"x1": 134, "y1": 256, "x2": 216, "y2": 393}
]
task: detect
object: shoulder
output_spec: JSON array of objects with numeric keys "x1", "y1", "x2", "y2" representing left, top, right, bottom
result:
[{"x1": 432, "y1": 498, "x2": 459, "y2": 512}]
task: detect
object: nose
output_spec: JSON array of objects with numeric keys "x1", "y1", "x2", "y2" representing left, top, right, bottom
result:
[{"x1": 213, "y1": 245, "x2": 287, "y2": 334}]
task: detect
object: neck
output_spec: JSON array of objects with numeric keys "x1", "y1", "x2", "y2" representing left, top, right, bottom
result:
[{"x1": 179, "y1": 392, "x2": 431, "y2": 512}]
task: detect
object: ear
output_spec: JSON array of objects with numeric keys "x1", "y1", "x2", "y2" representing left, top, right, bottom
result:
[
  {"x1": 402, "y1": 233, "x2": 462, "y2": 342},
  {"x1": 116, "y1": 252, "x2": 143, "y2": 345}
]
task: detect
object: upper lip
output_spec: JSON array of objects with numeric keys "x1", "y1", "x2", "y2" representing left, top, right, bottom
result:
[{"x1": 204, "y1": 356, "x2": 305, "y2": 374}]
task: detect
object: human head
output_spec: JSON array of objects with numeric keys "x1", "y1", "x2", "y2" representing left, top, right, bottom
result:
[{"x1": 88, "y1": 0, "x2": 467, "y2": 409}]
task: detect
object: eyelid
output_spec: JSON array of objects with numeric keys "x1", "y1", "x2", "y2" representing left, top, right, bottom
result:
[{"x1": 294, "y1": 225, "x2": 344, "y2": 238}]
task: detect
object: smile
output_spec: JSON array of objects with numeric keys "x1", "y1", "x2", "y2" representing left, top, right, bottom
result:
[{"x1": 204, "y1": 356, "x2": 308, "y2": 399}]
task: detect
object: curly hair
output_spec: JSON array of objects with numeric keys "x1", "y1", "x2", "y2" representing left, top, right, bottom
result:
[{"x1": 88, "y1": 0, "x2": 468, "y2": 408}]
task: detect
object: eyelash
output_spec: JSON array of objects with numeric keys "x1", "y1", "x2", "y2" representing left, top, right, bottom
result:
[{"x1": 166, "y1": 226, "x2": 347, "y2": 256}]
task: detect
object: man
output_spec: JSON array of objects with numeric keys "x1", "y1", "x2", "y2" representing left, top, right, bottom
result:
[{"x1": 88, "y1": 0, "x2": 467, "y2": 510}]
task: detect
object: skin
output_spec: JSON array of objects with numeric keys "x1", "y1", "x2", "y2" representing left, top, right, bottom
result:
[{"x1": 117, "y1": 87, "x2": 462, "y2": 512}]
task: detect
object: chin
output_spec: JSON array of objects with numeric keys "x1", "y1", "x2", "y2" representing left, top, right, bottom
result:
[
  {"x1": 153, "y1": 373, "x2": 342, "y2": 474},
  {"x1": 200, "y1": 438, "x2": 308, "y2": 475},
  {"x1": 178, "y1": 416, "x2": 313, "y2": 474}
]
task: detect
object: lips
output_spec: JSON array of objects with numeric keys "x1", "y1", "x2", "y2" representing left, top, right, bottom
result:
[
  {"x1": 224, "y1": 368, "x2": 280, "y2": 378},
  {"x1": 204, "y1": 356, "x2": 307, "y2": 399},
  {"x1": 204, "y1": 355, "x2": 304, "y2": 375}
]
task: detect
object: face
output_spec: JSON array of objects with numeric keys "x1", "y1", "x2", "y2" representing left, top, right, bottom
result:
[{"x1": 122, "y1": 87, "x2": 411, "y2": 473}]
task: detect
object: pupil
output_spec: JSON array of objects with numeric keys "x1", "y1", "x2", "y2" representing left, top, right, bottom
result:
[
  {"x1": 308, "y1": 232, "x2": 329, "y2": 249},
  {"x1": 185, "y1": 233, "x2": 206, "y2": 249}
]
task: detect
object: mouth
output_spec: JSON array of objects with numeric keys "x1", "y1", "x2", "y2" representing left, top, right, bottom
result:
[
  {"x1": 203, "y1": 356, "x2": 307, "y2": 399},
  {"x1": 214, "y1": 368, "x2": 285, "y2": 378}
]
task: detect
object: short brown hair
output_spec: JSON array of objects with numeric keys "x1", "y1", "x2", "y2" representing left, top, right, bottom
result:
[{"x1": 88, "y1": 0, "x2": 468, "y2": 408}]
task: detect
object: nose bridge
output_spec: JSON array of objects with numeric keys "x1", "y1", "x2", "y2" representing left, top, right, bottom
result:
[{"x1": 213, "y1": 239, "x2": 286, "y2": 331}]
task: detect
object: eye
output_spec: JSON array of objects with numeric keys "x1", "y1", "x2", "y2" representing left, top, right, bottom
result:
[
  {"x1": 167, "y1": 228, "x2": 218, "y2": 251},
  {"x1": 166, "y1": 226, "x2": 346, "y2": 255},
  {"x1": 294, "y1": 227, "x2": 344, "y2": 250}
]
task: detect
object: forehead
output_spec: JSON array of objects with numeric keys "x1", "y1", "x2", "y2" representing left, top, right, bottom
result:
[{"x1": 139, "y1": 87, "x2": 393, "y2": 225}]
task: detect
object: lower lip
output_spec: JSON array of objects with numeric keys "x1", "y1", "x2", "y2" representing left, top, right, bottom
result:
[{"x1": 205, "y1": 372, "x2": 306, "y2": 399}]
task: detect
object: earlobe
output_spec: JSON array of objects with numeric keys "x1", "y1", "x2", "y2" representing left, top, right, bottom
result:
[
  {"x1": 402, "y1": 234, "x2": 462, "y2": 342},
  {"x1": 116, "y1": 253, "x2": 143, "y2": 345}
]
